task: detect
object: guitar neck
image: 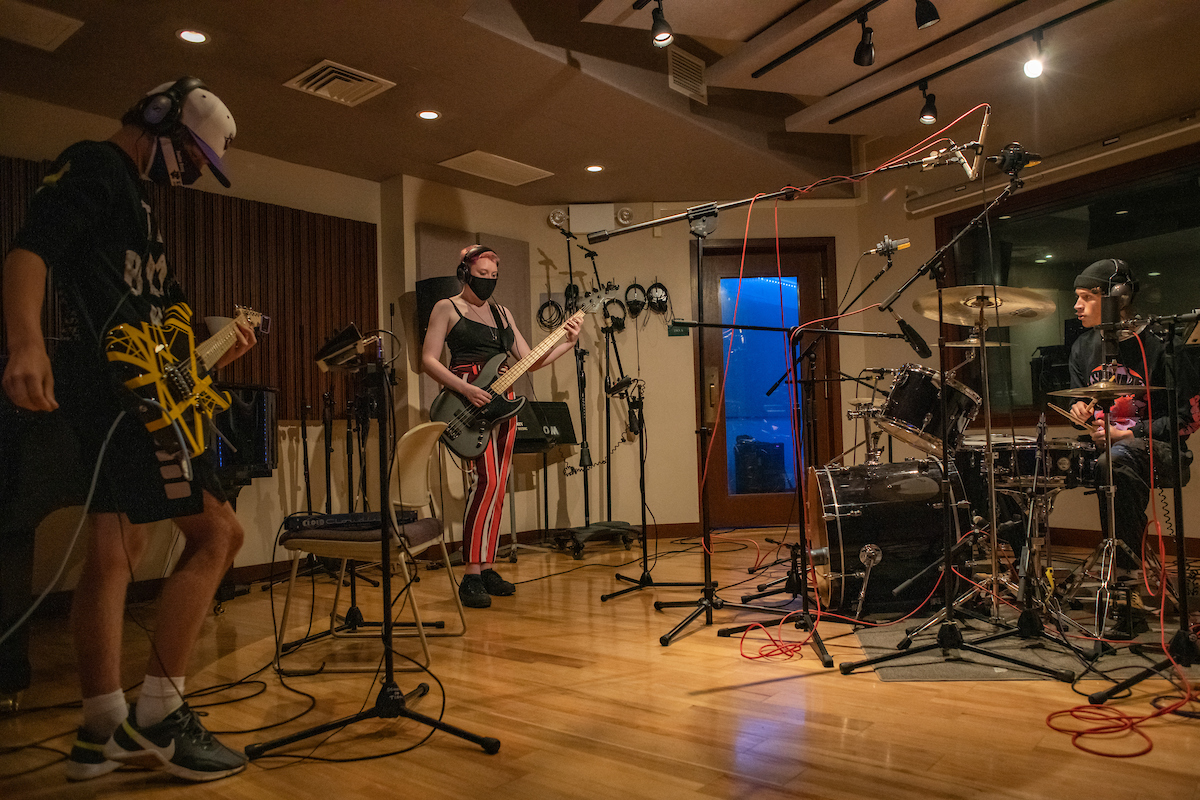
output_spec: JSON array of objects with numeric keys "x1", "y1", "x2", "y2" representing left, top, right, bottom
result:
[
  {"x1": 489, "y1": 309, "x2": 583, "y2": 394},
  {"x1": 195, "y1": 314, "x2": 249, "y2": 371}
]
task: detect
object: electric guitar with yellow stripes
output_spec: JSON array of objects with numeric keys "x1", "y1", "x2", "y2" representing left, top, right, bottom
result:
[{"x1": 104, "y1": 303, "x2": 268, "y2": 458}]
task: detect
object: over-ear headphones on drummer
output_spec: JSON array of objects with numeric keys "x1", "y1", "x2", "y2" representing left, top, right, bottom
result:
[
  {"x1": 1104, "y1": 259, "x2": 1138, "y2": 310},
  {"x1": 457, "y1": 244, "x2": 496, "y2": 282},
  {"x1": 138, "y1": 76, "x2": 207, "y2": 134}
]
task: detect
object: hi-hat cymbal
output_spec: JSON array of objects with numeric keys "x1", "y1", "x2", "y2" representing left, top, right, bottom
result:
[
  {"x1": 913, "y1": 285, "x2": 1055, "y2": 327},
  {"x1": 940, "y1": 337, "x2": 1010, "y2": 348},
  {"x1": 1048, "y1": 380, "x2": 1164, "y2": 399}
]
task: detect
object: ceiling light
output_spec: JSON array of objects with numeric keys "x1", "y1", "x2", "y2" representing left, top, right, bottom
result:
[
  {"x1": 176, "y1": 29, "x2": 208, "y2": 44},
  {"x1": 650, "y1": 2, "x2": 673, "y2": 49},
  {"x1": 915, "y1": 1, "x2": 940, "y2": 30},
  {"x1": 853, "y1": 13, "x2": 875, "y2": 67},
  {"x1": 417, "y1": 110, "x2": 440, "y2": 120},
  {"x1": 918, "y1": 81, "x2": 937, "y2": 125},
  {"x1": 1115, "y1": 209, "x2": 1129, "y2": 215},
  {"x1": 1148, "y1": 272, "x2": 1161, "y2": 277},
  {"x1": 586, "y1": 165, "x2": 604, "y2": 173},
  {"x1": 1035, "y1": 258, "x2": 1047, "y2": 264},
  {"x1": 1023, "y1": 29, "x2": 1044, "y2": 78}
]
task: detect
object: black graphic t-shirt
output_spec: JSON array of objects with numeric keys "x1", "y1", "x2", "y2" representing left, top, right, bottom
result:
[{"x1": 14, "y1": 140, "x2": 186, "y2": 353}]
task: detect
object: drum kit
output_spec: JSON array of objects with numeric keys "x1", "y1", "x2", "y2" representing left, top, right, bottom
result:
[{"x1": 808, "y1": 283, "x2": 1126, "y2": 638}]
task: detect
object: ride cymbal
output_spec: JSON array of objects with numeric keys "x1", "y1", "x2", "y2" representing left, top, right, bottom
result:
[
  {"x1": 1048, "y1": 380, "x2": 1164, "y2": 400},
  {"x1": 913, "y1": 285, "x2": 1055, "y2": 327}
]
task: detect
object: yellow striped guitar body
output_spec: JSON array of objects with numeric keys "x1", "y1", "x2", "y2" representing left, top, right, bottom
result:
[{"x1": 104, "y1": 303, "x2": 267, "y2": 458}]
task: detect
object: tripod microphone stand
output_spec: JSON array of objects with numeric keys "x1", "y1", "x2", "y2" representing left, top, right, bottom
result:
[{"x1": 247, "y1": 359, "x2": 499, "y2": 759}]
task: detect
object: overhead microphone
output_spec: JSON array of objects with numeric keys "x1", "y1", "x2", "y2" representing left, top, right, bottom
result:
[
  {"x1": 606, "y1": 375, "x2": 635, "y2": 396},
  {"x1": 577, "y1": 244, "x2": 599, "y2": 258},
  {"x1": 863, "y1": 236, "x2": 910, "y2": 257},
  {"x1": 888, "y1": 309, "x2": 932, "y2": 359},
  {"x1": 986, "y1": 142, "x2": 1042, "y2": 177},
  {"x1": 960, "y1": 107, "x2": 990, "y2": 181}
]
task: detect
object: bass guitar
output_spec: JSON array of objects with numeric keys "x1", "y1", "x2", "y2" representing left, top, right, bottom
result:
[
  {"x1": 430, "y1": 290, "x2": 607, "y2": 459},
  {"x1": 104, "y1": 303, "x2": 269, "y2": 458}
]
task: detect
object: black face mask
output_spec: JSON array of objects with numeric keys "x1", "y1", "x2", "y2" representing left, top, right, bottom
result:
[{"x1": 467, "y1": 275, "x2": 497, "y2": 301}]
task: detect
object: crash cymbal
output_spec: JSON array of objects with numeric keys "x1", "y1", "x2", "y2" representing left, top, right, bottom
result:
[
  {"x1": 913, "y1": 285, "x2": 1055, "y2": 327},
  {"x1": 1048, "y1": 380, "x2": 1164, "y2": 399}
]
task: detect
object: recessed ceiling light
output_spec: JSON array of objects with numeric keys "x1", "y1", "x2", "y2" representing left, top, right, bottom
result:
[
  {"x1": 177, "y1": 29, "x2": 208, "y2": 44},
  {"x1": 586, "y1": 165, "x2": 604, "y2": 173},
  {"x1": 1044, "y1": 254, "x2": 1053, "y2": 259},
  {"x1": 1148, "y1": 271, "x2": 1161, "y2": 277},
  {"x1": 1034, "y1": 258, "x2": 1047, "y2": 263},
  {"x1": 417, "y1": 110, "x2": 440, "y2": 120},
  {"x1": 1114, "y1": 209, "x2": 1129, "y2": 215},
  {"x1": 998, "y1": 215, "x2": 1012, "y2": 220}
]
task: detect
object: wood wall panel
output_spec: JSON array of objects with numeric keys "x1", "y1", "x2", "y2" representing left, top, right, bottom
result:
[{"x1": 1, "y1": 154, "x2": 377, "y2": 422}]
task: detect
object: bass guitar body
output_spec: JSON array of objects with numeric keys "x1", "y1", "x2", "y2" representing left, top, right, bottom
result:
[{"x1": 429, "y1": 353, "x2": 526, "y2": 459}]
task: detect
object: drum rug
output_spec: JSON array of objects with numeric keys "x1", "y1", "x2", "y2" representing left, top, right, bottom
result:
[{"x1": 853, "y1": 619, "x2": 1200, "y2": 682}]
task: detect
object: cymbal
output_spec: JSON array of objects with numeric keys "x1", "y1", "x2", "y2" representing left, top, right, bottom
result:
[
  {"x1": 940, "y1": 337, "x2": 1010, "y2": 348},
  {"x1": 1048, "y1": 380, "x2": 1164, "y2": 399},
  {"x1": 913, "y1": 285, "x2": 1055, "y2": 327}
]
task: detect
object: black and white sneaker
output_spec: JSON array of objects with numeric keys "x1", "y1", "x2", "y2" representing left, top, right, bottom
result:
[
  {"x1": 65, "y1": 727, "x2": 122, "y2": 781},
  {"x1": 103, "y1": 704, "x2": 246, "y2": 782}
]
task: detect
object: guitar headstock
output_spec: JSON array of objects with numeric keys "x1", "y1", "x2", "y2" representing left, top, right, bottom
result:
[
  {"x1": 235, "y1": 305, "x2": 271, "y2": 334},
  {"x1": 579, "y1": 287, "x2": 617, "y2": 315}
]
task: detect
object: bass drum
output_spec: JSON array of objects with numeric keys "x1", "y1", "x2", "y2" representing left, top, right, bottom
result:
[{"x1": 806, "y1": 460, "x2": 967, "y2": 614}]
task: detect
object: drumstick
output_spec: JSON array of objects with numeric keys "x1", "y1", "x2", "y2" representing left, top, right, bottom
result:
[{"x1": 1046, "y1": 402, "x2": 1098, "y2": 431}]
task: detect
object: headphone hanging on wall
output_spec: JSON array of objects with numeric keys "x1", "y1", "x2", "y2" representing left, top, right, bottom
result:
[
  {"x1": 457, "y1": 244, "x2": 496, "y2": 282},
  {"x1": 140, "y1": 76, "x2": 206, "y2": 134},
  {"x1": 604, "y1": 298, "x2": 627, "y2": 332}
]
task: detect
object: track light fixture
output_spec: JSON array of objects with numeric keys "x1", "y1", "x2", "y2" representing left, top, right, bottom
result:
[
  {"x1": 1024, "y1": 29, "x2": 1044, "y2": 78},
  {"x1": 918, "y1": 81, "x2": 937, "y2": 125},
  {"x1": 853, "y1": 13, "x2": 875, "y2": 67},
  {"x1": 915, "y1": 0, "x2": 940, "y2": 30},
  {"x1": 650, "y1": 1, "x2": 674, "y2": 49}
]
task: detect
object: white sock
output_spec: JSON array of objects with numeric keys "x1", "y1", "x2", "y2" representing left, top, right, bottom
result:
[
  {"x1": 136, "y1": 675, "x2": 185, "y2": 728},
  {"x1": 80, "y1": 689, "x2": 128, "y2": 740}
]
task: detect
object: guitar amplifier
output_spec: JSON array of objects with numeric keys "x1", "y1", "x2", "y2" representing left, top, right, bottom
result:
[{"x1": 514, "y1": 401, "x2": 577, "y2": 454}]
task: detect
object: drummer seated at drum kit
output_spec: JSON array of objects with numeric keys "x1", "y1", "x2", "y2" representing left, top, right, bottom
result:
[{"x1": 1065, "y1": 259, "x2": 1199, "y2": 636}]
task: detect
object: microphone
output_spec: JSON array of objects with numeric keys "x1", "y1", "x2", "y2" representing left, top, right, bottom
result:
[
  {"x1": 863, "y1": 236, "x2": 910, "y2": 257},
  {"x1": 986, "y1": 142, "x2": 1042, "y2": 177},
  {"x1": 577, "y1": 244, "x2": 599, "y2": 258},
  {"x1": 606, "y1": 375, "x2": 635, "y2": 396},
  {"x1": 889, "y1": 310, "x2": 932, "y2": 359},
  {"x1": 960, "y1": 108, "x2": 990, "y2": 181},
  {"x1": 560, "y1": 228, "x2": 577, "y2": 239}
]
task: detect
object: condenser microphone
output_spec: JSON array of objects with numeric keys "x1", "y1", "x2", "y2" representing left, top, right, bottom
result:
[
  {"x1": 890, "y1": 310, "x2": 932, "y2": 359},
  {"x1": 987, "y1": 142, "x2": 1041, "y2": 177},
  {"x1": 606, "y1": 375, "x2": 635, "y2": 396},
  {"x1": 863, "y1": 236, "x2": 910, "y2": 257}
]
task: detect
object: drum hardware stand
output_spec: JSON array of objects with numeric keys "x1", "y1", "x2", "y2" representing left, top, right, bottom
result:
[
  {"x1": 841, "y1": 168, "x2": 1073, "y2": 681},
  {"x1": 602, "y1": 381, "x2": 704, "y2": 601},
  {"x1": 247, "y1": 360, "x2": 500, "y2": 760},
  {"x1": 1088, "y1": 314, "x2": 1200, "y2": 702}
]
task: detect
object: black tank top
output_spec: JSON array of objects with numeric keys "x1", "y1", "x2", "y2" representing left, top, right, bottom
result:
[{"x1": 446, "y1": 300, "x2": 516, "y2": 367}]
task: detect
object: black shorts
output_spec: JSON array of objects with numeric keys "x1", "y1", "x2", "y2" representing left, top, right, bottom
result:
[{"x1": 49, "y1": 344, "x2": 227, "y2": 524}]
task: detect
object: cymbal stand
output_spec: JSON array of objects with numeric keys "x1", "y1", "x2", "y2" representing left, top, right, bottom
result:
[
  {"x1": 1089, "y1": 315, "x2": 1200, "y2": 702},
  {"x1": 840, "y1": 172, "x2": 1073, "y2": 681}
]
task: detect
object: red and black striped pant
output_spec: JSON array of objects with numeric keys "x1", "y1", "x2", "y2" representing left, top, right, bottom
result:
[{"x1": 451, "y1": 363, "x2": 517, "y2": 564}]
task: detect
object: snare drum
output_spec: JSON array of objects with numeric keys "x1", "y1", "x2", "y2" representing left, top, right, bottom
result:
[
  {"x1": 875, "y1": 364, "x2": 981, "y2": 457},
  {"x1": 956, "y1": 434, "x2": 1096, "y2": 490}
]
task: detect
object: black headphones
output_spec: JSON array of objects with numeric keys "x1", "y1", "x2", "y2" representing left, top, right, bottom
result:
[
  {"x1": 457, "y1": 244, "x2": 496, "y2": 282},
  {"x1": 140, "y1": 76, "x2": 206, "y2": 134},
  {"x1": 604, "y1": 299, "x2": 627, "y2": 332},
  {"x1": 1104, "y1": 258, "x2": 1139, "y2": 309}
]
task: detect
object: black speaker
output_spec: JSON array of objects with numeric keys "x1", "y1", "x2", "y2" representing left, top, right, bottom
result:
[
  {"x1": 416, "y1": 276, "x2": 462, "y2": 343},
  {"x1": 207, "y1": 384, "x2": 278, "y2": 492}
]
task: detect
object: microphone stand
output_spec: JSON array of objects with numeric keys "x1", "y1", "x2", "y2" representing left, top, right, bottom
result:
[
  {"x1": 840, "y1": 171, "x2": 1074, "y2": 681},
  {"x1": 1088, "y1": 314, "x2": 1200, "y2": 703},
  {"x1": 247, "y1": 360, "x2": 500, "y2": 759}
]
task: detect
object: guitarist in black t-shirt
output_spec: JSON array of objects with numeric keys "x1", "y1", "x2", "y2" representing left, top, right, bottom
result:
[{"x1": 2, "y1": 78, "x2": 253, "y2": 782}]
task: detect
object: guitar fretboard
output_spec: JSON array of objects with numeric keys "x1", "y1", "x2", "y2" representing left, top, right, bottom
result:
[{"x1": 489, "y1": 309, "x2": 584, "y2": 394}]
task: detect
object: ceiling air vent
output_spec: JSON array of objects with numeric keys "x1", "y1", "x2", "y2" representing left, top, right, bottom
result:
[
  {"x1": 439, "y1": 151, "x2": 553, "y2": 187},
  {"x1": 285, "y1": 60, "x2": 396, "y2": 107},
  {"x1": 668, "y1": 46, "x2": 707, "y2": 105}
]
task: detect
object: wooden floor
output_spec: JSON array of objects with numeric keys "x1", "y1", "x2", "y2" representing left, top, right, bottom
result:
[{"x1": 3, "y1": 529, "x2": 1199, "y2": 799}]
